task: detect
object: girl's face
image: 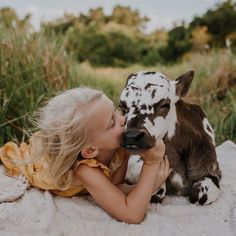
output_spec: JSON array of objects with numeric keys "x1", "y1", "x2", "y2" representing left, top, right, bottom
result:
[{"x1": 89, "y1": 95, "x2": 126, "y2": 151}]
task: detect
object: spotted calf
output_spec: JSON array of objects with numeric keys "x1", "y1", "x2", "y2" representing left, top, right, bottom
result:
[{"x1": 120, "y1": 71, "x2": 222, "y2": 205}]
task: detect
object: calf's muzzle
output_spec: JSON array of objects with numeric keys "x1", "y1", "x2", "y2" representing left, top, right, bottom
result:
[{"x1": 121, "y1": 129, "x2": 155, "y2": 150}]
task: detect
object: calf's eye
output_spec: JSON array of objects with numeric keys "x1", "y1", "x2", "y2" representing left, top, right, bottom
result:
[{"x1": 160, "y1": 103, "x2": 170, "y2": 110}]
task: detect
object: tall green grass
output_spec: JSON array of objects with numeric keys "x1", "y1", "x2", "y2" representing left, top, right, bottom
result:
[
  {"x1": 0, "y1": 25, "x2": 235, "y2": 145},
  {"x1": 0, "y1": 29, "x2": 66, "y2": 143},
  {"x1": 0, "y1": 27, "x2": 120, "y2": 145}
]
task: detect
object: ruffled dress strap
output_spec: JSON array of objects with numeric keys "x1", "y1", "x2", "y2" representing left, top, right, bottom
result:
[{"x1": 72, "y1": 158, "x2": 111, "y2": 179}]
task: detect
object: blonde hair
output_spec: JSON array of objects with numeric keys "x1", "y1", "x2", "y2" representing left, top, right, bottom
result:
[{"x1": 32, "y1": 87, "x2": 103, "y2": 190}]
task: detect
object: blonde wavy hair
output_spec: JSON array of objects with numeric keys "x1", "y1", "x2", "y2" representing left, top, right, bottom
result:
[{"x1": 32, "y1": 87, "x2": 103, "y2": 190}]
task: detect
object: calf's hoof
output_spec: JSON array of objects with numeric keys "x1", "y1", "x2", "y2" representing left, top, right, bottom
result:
[{"x1": 189, "y1": 176, "x2": 220, "y2": 205}]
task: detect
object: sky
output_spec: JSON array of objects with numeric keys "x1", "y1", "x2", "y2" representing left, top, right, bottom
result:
[{"x1": 0, "y1": 0, "x2": 226, "y2": 32}]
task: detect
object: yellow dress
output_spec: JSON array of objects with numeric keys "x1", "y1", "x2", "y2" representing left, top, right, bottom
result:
[{"x1": 0, "y1": 133, "x2": 125, "y2": 197}]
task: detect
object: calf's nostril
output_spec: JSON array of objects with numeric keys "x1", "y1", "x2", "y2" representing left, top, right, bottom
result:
[{"x1": 136, "y1": 132, "x2": 145, "y2": 141}]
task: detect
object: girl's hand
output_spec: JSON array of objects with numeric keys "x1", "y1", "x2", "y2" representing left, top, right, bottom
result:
[
  {"x1": 153, "y1": 155, "x2": 172, "y2": 191},
  {"x1": 138, "y1": 139, "x2": 172, "y2": 191},
  {"x1": 138, "y1": 139, "x2": 166, "y2": 165}
]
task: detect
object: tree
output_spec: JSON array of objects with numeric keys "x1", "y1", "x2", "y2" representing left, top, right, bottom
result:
[
  {"x1": 110, "y1": 5, "x2": 149, "y2": 31},
  {"x1": 88, "y1": 7, "x2": 106, "y2": 25},
  {"x1": 190, "y1": 0, "x2": 236, "y2": 47},
  {"x1": 191, "y1": 26, "x2": 212, "y2": 51},
  {"x1": 158, "y1": 26, "x2": 192, "y2": 64}
]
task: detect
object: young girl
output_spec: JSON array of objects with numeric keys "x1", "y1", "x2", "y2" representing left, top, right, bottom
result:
[{"x1": 0, "y1": 87, "x2": 171, "y2": 224}]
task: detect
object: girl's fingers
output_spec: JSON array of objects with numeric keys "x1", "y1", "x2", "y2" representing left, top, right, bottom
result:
[
  {"x1": 161, "y1": 155, "x2": 167, "y2": 170},
  {"x1": 155, "y1": 139, "x2": 165, "y2": 152},
  {"x1": 159, "y1": 158, "x2": 163, "y2": 169},
  {"x1": 164, "y1": 155, "x2": 171, "y2": 175},
  {"x1": 165, "y1": 155, "x2": 169, "y2": 168},
  {"x1": 155, "y1": 138, "x2": 164, "y2": 145}
]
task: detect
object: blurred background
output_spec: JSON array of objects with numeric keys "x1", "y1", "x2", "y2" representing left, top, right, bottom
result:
[{"x1": 0, "y1": 0, "x2": 235, "y2": 145}]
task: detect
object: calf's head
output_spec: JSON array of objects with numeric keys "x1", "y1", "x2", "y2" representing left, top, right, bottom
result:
[{"x1": 119, "y1": 71, "x2": 194, "y2": 150}]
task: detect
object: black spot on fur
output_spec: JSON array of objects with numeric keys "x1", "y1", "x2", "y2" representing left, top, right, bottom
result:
[
  {"x1": 150, "y1": 187, "x2": 166, "y2": 203},
  {"x1": 125, "y1": 73, "x2": 137, "y2": 86},
  {"x1": 144, "y1": 83, "x2": 159, "y2": 90},
  {"x1": 143, "y1": 71, "x2": 156, "y2": 75},
  {"x1": 150, "y1": 195, "x2": 164, "y2": 203},
  {"x1": 140, "y1": 104, "x2": 147, "y2": 110},
  {"x1": 144, "y1": 83, "x2": 152, "y2": 90},
  {"x1": 125, "y1": 91, "x2": 129, "y2": 97},
  {"x1": 119, "y1": 100, "x2": 130, "y2": 115},
  {"x1": 131, "y1": 86, "x2": 139, "y2": 91},
  {"x1": 207, "y1": 175, "x2": 220, "y2": 188},
  {"x1": 151, "y1": 89, "x2": 156, "y2": 99},
  {"x1": 156, "y1": 188, "x2": 164, "y2": 195},
  {"x1": 189, "y1": 183, "x2": 201, "y2": 204},
  {"x1": 199, "y1": 194, "x2": 208, "y2": 205}
]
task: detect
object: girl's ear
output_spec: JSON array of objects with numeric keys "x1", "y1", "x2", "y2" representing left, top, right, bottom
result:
[{"x1": 81, "y1": 147, "x2": 99, "y2": 159}]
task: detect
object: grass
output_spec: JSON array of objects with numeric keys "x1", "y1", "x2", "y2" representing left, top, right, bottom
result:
[
  {"x1": 0, "y1": 28, "x2": 73, "y2": 144},
  {"x1": 0, "y1": 25, "x2": 235, "y2": 145}
]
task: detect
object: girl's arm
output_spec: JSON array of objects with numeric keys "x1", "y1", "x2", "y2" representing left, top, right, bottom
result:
[
  {"x1": 116, "y1": 183, "x2": 136, "y2": 195},
  {"x1": 111, "y1": 152, "x2": 129, "y2": 185},
  {"x1": 73, "y1": 140, "x2": 171, "y2": 224}
]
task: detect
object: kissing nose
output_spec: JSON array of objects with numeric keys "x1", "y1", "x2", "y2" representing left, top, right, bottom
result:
[{"x1": 122, "y1": 129, "x2": 146, "y2": 148}]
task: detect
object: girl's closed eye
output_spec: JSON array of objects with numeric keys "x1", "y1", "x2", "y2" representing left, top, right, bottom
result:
[
  {"x1": 111, "y1": 110, "x2": 117, "y2": 128},
  {"x1": 110, "y1": 108, "x2": 120, "y2": 128},
  {"x1": 111, "y1": 117, "x2": 116, "y2": 128}
]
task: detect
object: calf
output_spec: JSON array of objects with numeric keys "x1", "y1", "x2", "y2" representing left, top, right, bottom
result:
[{"x1": 119, "y1": 71, "x2": 222, "y2": 205}]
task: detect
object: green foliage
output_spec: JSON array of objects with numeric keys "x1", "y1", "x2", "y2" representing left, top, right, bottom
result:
[
  {"x1": 190, "y1": 0, "x2": 236, "y2": 47},
  {"x1": 0, "y1": 10, "x2": 121, "y2": 144},
  {"x1": 0, "y1": 21, "x2": 75, "y2": 144},
  {"x1": 66, "y1": 26, "x2": 141, "y2": 67},
  {"x1": 158, "y1": 26, "x2": 192, "y2": 64},
  {"x1": 42, "y1": 1, "x2": 236, "y2": 66}
]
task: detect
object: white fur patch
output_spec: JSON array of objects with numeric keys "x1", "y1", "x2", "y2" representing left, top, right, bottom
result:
[
  {"x1": 142, "y1": 103, "x2": 177, "y2": 140},
  {"x1": 166, "y1": 104, "x2": 177, "y2": 139},
  {"x1": 213, "y1": 163, "x2": 218, "y2": 172},
  {"x1": 203, "y1": 118, "x2": 215, "y2": 145},
  {"x1": 170, "y1": 172, "x2": 184, "y2": 195},
  {"x1": 125, "y1": 155, "x2": 143, "y2": 184}
]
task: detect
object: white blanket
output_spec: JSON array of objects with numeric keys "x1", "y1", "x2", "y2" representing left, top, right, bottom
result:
[{"x1": 0, "y1": 141, "x2": 236, "y2": 236}]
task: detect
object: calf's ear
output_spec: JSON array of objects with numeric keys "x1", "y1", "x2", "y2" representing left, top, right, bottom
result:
[{"x1": 175, "y1": 71, "x2": 194, "y2": 97}]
